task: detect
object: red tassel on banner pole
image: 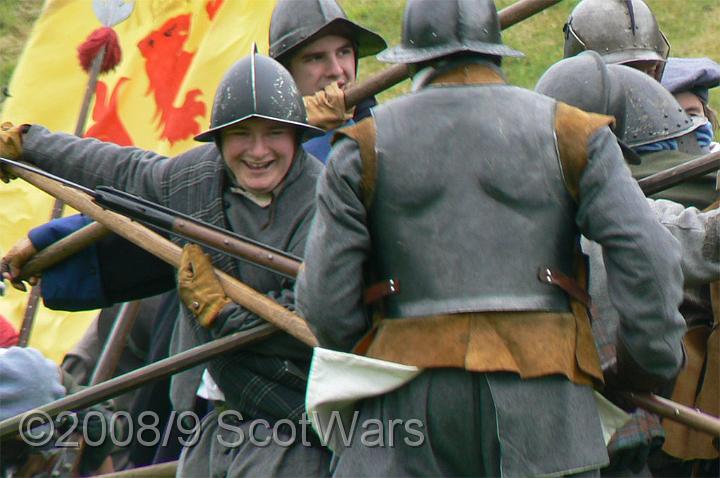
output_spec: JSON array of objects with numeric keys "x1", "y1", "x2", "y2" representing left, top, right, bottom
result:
[{"x1": 77, "y1": 26, "x2": 122, "y2": 73}]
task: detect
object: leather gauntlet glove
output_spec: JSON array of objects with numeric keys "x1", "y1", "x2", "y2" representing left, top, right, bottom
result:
[
  {"x1": 178, "y1": 244, "x2": 231, "y2": 328},
  {"x1": 601, "y1": 339, "x2": 679, "y2": 412},
  {"x1": 0, "y1": 122, "x2": 24, "y2": 182},
  {"x1": 303, "y1": 82, "x2": 354, "y2": 130},
  {"x1": 0, "y1": 237, "x2": 39, "y2": 291}
]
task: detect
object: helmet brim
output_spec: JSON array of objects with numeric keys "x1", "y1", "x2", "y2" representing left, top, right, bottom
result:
[
  {"x1": 273, "y1": 18, "x2": 387, "y2": 62},
  {"x1": 618, "y1": 140, "x2": 642, "y2": 165},
  {"x1": 605, "y1": 49, "x2": 667, "y2": 66},
  {"x1": 194, "y1": 114, "x2": 325, "y2": 143},
  {"x1": 377, "y1": 41, "x2": 524, "y2": 64}
]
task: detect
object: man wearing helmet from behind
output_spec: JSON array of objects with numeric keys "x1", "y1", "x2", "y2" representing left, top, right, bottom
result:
[
  {"x1": 296, "y1": 0, "x2": 685, "y2": 476},
  {"x1": 563, "y1": 0, "x2": 670, "y2": 80},
  {"x1": 562, "y1": 0, "x2": 716, "y2": 209},
  {"x1": 537, "y1": 51, "x2": 720, "y2": 477},
  {"x1": 0, "y1": 51, "x2": 332, "y2": 477}
]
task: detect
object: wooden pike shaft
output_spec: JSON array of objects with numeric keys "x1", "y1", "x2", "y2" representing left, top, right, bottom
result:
[
  {"x1": 95, "y1": 461, "x2": 178, "y2": 478},
  {"x1": 0, "y1": 324, "x2": 276, "y2": 439},
  {"x1": 624, "y1": 392, "x2": 720, "y2": 437},
  {"x1": 638, "y1": 150, "x2": 720, "y2": 196},
  {"x1": 7, "y1": 164, "x2": 319, "y2": 348},
  {"x1": 18, "y1": 221, "x2": 110, "y2": 280},
  {"x1": 89, "y1": 301, "x2": 142, "y2": 385}
]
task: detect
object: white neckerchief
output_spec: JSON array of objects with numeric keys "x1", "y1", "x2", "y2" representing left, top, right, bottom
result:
[{"x1": 229, "y1": 186, "x2": 273, "y2": 208}]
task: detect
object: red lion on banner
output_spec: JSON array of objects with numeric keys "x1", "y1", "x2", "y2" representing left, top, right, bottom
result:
[
  {"x1": 85, "y1": 2, "x2": 228, "y2": 147},
  {"x1": 138, "y1": 14, "x2": 206, "y2": 145}
]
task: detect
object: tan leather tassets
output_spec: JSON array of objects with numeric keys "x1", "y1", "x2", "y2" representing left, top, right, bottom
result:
[
  {"x1": 663, "y1": 280, "x2": 720, "y2": 460},
  {"x1": 431, "y1": 64, "x2": 505, "y2": 87},
  {"x1": 699, "y1": 280, "x2": 720, "y2": 442},
  {"x1": 554, "y1": 102, "x2": 615, "y2": 202},
  {"x1": 334, "y1": 118, "x2": 378, "y2": 208},
  {"x1": 662, "y1": 323, "x2": 719, "y2": 460},
  {"x1": 712, "y1": 280, "x2": 720, "y2": 327},
  {"x1": 364, "y1": 311, "x2": 603, "y2": 387}
]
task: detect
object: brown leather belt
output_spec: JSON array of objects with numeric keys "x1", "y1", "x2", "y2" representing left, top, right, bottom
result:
[
  {"x1": 364, "y1": 278, "x2": 400, "y2": 305},
  {"x1": 537, "y1": 267, "x2": 591, "y2": 308}
]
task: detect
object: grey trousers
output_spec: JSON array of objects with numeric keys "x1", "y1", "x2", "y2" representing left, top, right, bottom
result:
[
  {"x1": 332, "y1": 369, "x2": 603, "y2": 478},
  {"x1": 177, "y1": 409, "x2": 331, "y2": 478}
]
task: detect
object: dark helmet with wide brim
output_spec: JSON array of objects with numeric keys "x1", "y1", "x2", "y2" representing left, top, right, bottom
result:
[
  {"x1": 611, "y1": 64, "x2": 704, "y2": 148},
  {"x1": 195, "y1": 50, "x2": 324, "y2": 143},
  {"x1": 270, "y1": 0, "x2": 386, "y2": 63},
  {"x1": 377, "y1": 0, "x2": 523, "y2": 64},
  {"x1": 536, "y1": 51, "x2": 701, "y2": 161}
]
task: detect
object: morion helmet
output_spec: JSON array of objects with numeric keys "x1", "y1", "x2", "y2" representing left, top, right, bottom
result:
[
  {"x1": 377, "y1": 0, "x2": 523, "y2": 64},
  {"x1": 195, "y1": 48, "x2": 323, "y2": 142}
]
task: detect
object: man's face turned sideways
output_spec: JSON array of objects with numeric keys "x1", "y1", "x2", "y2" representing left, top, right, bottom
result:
[{"x1": 288, "y1": 34, "x2": 356, "y2": 96}]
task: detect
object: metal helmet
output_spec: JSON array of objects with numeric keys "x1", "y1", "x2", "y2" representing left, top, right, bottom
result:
[
  {"x1": 563, "y1": 0, "x2": 670, "y2": 66},
  {"x1": 536, "y1": 51, "x2": 699, "y2": 151},
  {"x1": 610, "y1": 64, "x2": 704, "y2": 148},
  {"x1": 269, "y1": 0, "x2": 386, "y2": 63},
  {"x1": 377, "y1": 0, "x2": 523, "y2": 64},
  {"x1": 195, "y1": 49, "x2": 323, "y2": 142},
  {"x1": 536, "y1": 51, "x2": 628, "y2": 135}
]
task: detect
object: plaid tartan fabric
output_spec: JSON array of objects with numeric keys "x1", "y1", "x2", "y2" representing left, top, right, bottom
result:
[
  {"x1": 608, "y1": 409, "x2": 664, "y2": 455},
  {"x1": 591, "y1": 302, "x2": 618, "y2": 369},
  {"x1": 158, "y1": 147, "x2": 319, "y2": 419},
  {"x1": 17, "y1": 126, "x2": 322, "y2": 417},
  {"x1": 592, "y1": 300, "x2": 665, "y2": 456},
  {"x1": 212, "y1": 351, "x2": 308, "y2": 422}
]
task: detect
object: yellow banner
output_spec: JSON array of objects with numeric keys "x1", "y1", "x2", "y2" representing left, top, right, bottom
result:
[{"x1": 1, "y1": 0, "x2": 276, "y2": 362}]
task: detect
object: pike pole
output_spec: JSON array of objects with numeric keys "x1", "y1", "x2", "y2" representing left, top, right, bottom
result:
[
  {"x1": 0, "y1": 324, "x2": 276, "y2": 439},
  {"x1": 11, "y1": 0, "x2": 570, "y2": 285},
  {"x1": 638, "y1": 150, "x2": 720, "y2": 196},
  {"x1": 1, "y1": 161, "x2": 719, "y2": 442},
  {"x1": 3, "y1": 162, "x2": 318, "y2": 347}
]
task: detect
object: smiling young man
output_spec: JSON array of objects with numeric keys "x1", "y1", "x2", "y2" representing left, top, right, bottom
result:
[
  {"x1": 220, "y1": 118, "x2": 298, "y2": 199},
  {"x1": 0, "y1": 52, "x2": 334, "y2": 477},
  {"x1": 0, "y1": 3, "x2": 386, "y2": 474},
  {"x1": 0, "y1": 0, "x2": 387, "y2": 299}
]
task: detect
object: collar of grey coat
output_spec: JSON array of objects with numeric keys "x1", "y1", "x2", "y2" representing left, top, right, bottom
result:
[
  {"x1": 411, "y1": 58, "x2": 506, "y2": 92},
  {"x1": 221, "y1": 145, "x2": 310, "y2": 207}
]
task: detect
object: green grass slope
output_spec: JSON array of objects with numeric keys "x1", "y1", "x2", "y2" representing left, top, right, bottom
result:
[{"x1": 346, "y1": 0, "x2": 720, "y2": 113}]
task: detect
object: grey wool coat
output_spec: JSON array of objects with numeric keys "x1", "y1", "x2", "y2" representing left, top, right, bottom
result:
[
  {"x1": 295, "y1": 63, "x2": 687, "y2": 477},
  {"x1": 21, "y1": 126, "x2": 332, "y2": 477},
  {"x1": 20, "y1": 125, "x2": 322, "y2": 418}
]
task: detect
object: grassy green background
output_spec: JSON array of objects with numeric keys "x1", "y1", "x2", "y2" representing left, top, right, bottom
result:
[
  {"x1": 1, "y1": 0, "x2": 719, "y2": 112},
  {"x1": 343, "y1": 0, "x2": 720, "y2": 114}
]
